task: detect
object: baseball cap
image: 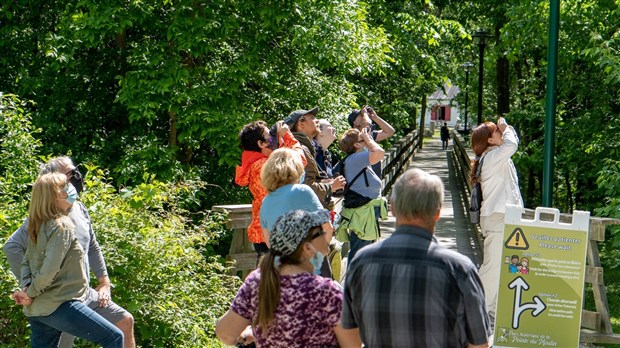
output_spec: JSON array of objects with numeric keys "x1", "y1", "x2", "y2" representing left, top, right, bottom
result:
[
  {"x1": 347, "y1": 109, "x2": 362, "y2": 127},
  {"x1": 284, "y1": 107, "x2": 319, "y2": 128}
]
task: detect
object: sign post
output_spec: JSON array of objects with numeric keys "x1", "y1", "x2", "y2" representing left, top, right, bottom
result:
[{"x1": 494, "y1": 206, "x2": 590, "y2": 347}]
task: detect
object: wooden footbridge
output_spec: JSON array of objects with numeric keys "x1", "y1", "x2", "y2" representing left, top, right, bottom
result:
[{"x1": 214, "y1": 129, "x2": 620, "y2": 345}]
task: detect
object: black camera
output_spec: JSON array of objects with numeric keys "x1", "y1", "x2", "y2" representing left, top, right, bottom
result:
[{"x1": 366, "y1": 107, "x2": 373, "y2": 114}]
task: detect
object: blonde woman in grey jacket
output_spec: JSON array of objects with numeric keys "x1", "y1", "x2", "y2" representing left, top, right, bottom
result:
[{"x1": 11, "y1": 172, "x2": 123, "y2": 347}]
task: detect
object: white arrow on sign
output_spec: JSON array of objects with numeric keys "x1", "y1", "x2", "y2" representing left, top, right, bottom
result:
[{"x1": 509, "y1": 276, "x2": 546, "y2": 329}]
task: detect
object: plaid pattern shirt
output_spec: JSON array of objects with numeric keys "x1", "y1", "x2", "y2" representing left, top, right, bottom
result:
[{"x1": 342, "y1": 225, "x2": 490, "y2": 348}]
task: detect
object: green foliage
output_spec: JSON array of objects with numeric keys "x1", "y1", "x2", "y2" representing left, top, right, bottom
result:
[
  {"x1": 0, "y1": 0, "x2": 465, "y2": 191},
  {"x1": 1, "y1": 155, "x2": 240, "y2": 346},
  {"x1": 0, "y1": 93, "x2": 42, "y2": 234},
  {"x1": 595, "y1": 159, "x2": 620, "y2": 263},
  {"x1": 79, "y1": 167, "x2": 241, "y2": 347},
  {"x1": 0, "y1": 256, "x2": 30, "y2": 346},
  {"x1": 0, "y1": 94, "x2": 40, "y2": 346},
  {"x1": 114, "y1": 134, "x2": 185, "y2": 186},
  {"x1": 596, "y1": 159, "x2": 620, "y2": 218},
  {"x1": 2, "y1": 0, "x2": 620, "y2": 341}
]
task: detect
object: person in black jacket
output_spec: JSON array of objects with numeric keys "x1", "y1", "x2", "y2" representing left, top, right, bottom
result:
[{"x1": 440, "y1": 122, "x2": 450, "y2": 150}]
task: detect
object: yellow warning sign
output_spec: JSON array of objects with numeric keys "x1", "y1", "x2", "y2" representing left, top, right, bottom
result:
[{"x1": 504, "y1": 227, "x2": 529, "y2": 250}]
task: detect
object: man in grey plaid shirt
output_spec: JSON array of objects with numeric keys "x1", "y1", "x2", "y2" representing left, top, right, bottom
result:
[{"x1": 342, "y1": 168, "x2": 490, "y2": 347}]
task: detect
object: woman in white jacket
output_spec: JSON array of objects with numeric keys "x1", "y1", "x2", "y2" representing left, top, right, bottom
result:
[{"x1": 470, "y1": 117, "x2": 523, "y2": 321}]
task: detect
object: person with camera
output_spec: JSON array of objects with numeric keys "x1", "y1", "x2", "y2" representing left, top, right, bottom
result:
[
  {"x1": 285, "y1": 107, "x2": 346, "y2": 210},
  {"x1": 235, "y1": 120, "x2": 305, "y2": 257},
  {"x1": 335, "y1": 127, "x2": 387, "y2": 263},
  {"x1": 346, "y1": 106, "x2": 394, "y2": 176},
  {"x1": 347, "y1": 106, "x2": 395, "y2": 143},
  {"x1": 470, "y1": 117, "x2": 523, "y2": 327}
]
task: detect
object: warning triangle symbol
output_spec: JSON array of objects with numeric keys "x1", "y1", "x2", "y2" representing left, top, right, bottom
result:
[{"x1": 505, "y1": 227, "x2": 529, "y2": 250}]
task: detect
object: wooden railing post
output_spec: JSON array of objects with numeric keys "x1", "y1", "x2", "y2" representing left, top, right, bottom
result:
[{"x1": 212, "y1": 204, "x2": 255, "y2": 278}]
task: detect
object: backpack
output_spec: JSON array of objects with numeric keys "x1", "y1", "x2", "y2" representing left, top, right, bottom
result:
[
  {"x1": 470, "y1": 156, "x2": 485, "y2": 224},
  {"x1": 340, "y1": 154, "x2": 372, "y2": 209}
]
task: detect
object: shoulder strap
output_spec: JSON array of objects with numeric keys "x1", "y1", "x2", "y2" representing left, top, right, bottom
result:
[
  {"x1": 339, "y1": 154, "x2": 351, "y2": 176},
  {"x1": 348, "y1": 168, "x2": 368, "y2": 188},
  {"x1": 476, "y1": 156, "x2": 485, "y2": 177},
  {"x1": 343, "y1": 155, "x2": 370, "y2": 190}
]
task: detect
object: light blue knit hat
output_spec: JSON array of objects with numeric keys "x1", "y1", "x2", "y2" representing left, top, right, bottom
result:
[{"x1": 270, "y1": 209, "x2": 330, "y2": 256}]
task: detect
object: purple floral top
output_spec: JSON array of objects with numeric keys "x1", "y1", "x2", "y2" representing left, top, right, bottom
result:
[{"x1": 231, "y1": 269, "x2": 343, "y2": 348}]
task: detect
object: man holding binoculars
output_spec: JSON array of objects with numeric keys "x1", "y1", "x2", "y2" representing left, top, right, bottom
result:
[{"x1": 346, "y1": 106, "x2": 395, "y2": 175}]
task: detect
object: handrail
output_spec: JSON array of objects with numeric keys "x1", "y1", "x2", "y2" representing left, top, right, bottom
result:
[
  {"x1": 450, "y1": 131, "x2": 484, "y2": 250},
  {"x1": 380, "y1": 130, "x2": 421, "y2": 197},
  {"x1": 451, "y1": 131, "x2": 620, "y2": 344}
]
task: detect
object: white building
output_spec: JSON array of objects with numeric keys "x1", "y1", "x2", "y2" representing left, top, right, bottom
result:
[{"x1": 424, "y1": 84, "x2": 461, "y2": 129}]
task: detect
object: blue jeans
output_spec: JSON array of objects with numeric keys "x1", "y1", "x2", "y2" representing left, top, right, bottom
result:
[
  {"x1": 28, "y1": 300, "x2": 123, "y2": 348},
  {"x1": 348, "y1": 230, "x2": 373, "y2": 262},
  {"x1": 348, "y1": 207, "x2": 380, "y2": 262}
]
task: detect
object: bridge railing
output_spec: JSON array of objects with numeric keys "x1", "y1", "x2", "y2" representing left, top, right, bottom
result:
[
  {"x1": 451, "y1": 131, "x2": 620, "y2": 344},
  {"x1": 380, "y1": 130, "x2": 421, "y2": 197},
  {"x1": 450, "y1": 131, "x2": 484, "y2": 251},
  {"x1": 213, "y1": 129, "x2": 421, "y2": 277}
]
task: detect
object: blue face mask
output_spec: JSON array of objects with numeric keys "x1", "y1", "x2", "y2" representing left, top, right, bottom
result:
[
  {"x1": 64, "y1": 183, "x2": 79, "y2": 205},
  {"x1": 299, "y1": 172, "x2": 306, "y2": 184},
  {"x1": 308, "y1": 244, "x2": 324, "y2": 275}
]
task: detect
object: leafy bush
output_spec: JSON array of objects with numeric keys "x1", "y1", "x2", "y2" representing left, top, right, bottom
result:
[
  {"x1": 0, "y1": 255, "x2": 30, "y2": 347},
  {"x1": 80, "y1": 167, "x2": 240, "y2": 347},
  {"x1": 1, "y1": 94, "x2": 241, "y2": 347},
  {"x1": 0, "y1": 93, "x2": 41, "y2": 346},
  {"x1": 596, "y1": 159, "x2": 620, "y2": 269},
  {"x1": 2, "y1": 166, "x2": 241, "y2": 347},
  {"x1": 0, "y1": 93, "x2": 42, "y2": 233}
]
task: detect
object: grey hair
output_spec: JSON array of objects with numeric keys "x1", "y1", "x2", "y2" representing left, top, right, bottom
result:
[
  {"x1": 391, "y1": 168, "x2": 444, "y2": 224},
  {"x1": 317, "y1": 119, "x2": 332, "y2": 130},
  {"x1": 39, "y1": 156, "x2": 74, "y2": 175}
]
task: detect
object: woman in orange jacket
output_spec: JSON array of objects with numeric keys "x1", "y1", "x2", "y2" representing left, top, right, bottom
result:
[{"x1": 235, "y1": 120, "x2": 306, "y2": 256}]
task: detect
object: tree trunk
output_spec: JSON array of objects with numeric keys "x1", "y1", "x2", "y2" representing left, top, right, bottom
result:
[
  {"x1": 419, "y1": 95, "x2": 427, "y2": 149},
  {"x1": 537, "y1": 171, "x2": 544, "y2": 207},
  {"x1": 496, "y1": 56, "x2": 510, "y2": 116},
  {"x1": 115, "y1": 31, "x2": 127, "y2": 75},
  {"x1": 496, "y1": 26, "x2": 510, "y2": 116},
  {"x1": 514, "y1": 58, "x2": 525, "y2": 109},
  {"x1": 564, "y1": 168, "x2": 573, "y2": 213},
  {"x1": 168, "y1": 111, "x2": 177, "y2": 147},
  {"x1": 526, "y1": 156, "x2": 537, "y2": 208}
]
